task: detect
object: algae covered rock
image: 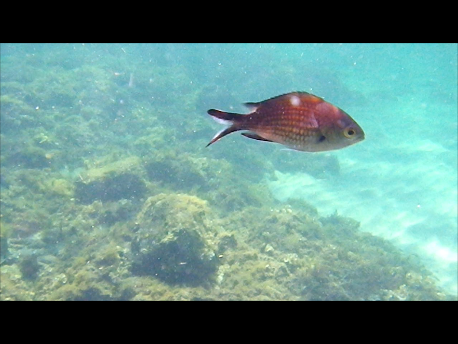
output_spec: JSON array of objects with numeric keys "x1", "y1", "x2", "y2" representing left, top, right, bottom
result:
[
  {"x1": 6, "y1": 145, "x2": 51, "y2": 169},
  {"x1": 75, "y1": 173, "x2": 146, "y2": 204},
  {"x1": 18, "y1": 253, "x2": 41, "y2": 280},
  {"x1": 74, "y1": 156, "x2": 147, "y2": 204},
  {"x1": 130, "y1": 193, "x2": 219, "y2": 286},
  {"x1": 40, "y1": 178, "x2": 75, "y2": 197}
]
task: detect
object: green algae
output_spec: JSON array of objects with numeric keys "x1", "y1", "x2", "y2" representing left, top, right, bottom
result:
[
  {"x1": 1, "y1": 186, "x2": 449, "y2": 300},
  {"x1": 0, "y1": 45, "x2": 453, "y2": 301}
]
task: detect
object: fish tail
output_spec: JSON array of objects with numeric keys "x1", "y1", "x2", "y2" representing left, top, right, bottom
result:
[{"x1": 206, "y1": 109, "x2": 245, "y2": 147}]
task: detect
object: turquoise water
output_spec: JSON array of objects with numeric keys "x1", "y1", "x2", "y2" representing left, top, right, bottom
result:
[{"x1": 1, "y1": 43, "x2": 456, "y2": 300}]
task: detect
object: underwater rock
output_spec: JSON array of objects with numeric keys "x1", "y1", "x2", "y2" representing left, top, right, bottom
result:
[
  {"x1": 131, "y1": 228, "x2": 218, "y2": 286},
  {"x1": 0, "y1": 94, "x2": 37, "y2": 131},
  {"x1": 98, "y1": 199, "x2": 138, "y2": 226},
  {"x1": 49, "y1": 261, "x2": 134, "y2": 301},
  {"x1": 7, "y1": 146, "x2": 51, "y2": 169},
  {"x1": 217, "y1": 234, "x2": 237, "y2": 253},
  {"x1": 75, "y1": 173, "x2": 146, "y2": 204},
  {"x1": 19, "y1": 254, "x2": 40, "y2": 280},
  {"x1": 81, "y1": 156, "x2": 144, "y2": 181},
  {"x1": 263, "y1": 244, "x2": 275, "y2": 255},
  {"x1": 144, "y1": 154, "x2": 211, "y2": 192},
  {"x1": 74, "y1": 155, "x2": 147, "y2": 204},
  {"x1": 45, "y1": 178, "x2": 75, "y2": 197},
  {"x1": 130, "y1": 193, "x2": 219, "y2": 286},
  {"x1": 10, "y1": 220, "x2": 43, "y2": 239}
]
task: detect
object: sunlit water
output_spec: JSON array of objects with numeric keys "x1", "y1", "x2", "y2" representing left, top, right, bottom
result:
[{"x1": 1, "y1": 43, "x2": 456, "y2": 297}]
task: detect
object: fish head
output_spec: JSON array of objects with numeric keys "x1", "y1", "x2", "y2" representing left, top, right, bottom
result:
[{"x1": 320, "y1": 113, "x2": 365, "y2": 151}]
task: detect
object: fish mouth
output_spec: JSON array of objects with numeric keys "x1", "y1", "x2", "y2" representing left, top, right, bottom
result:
[
  {"x1": 355, "y1": 132, "x2": 365, "y2": 144},
  {"x1": 354, "y1": 123, "x2": 365, "y2": 142}
]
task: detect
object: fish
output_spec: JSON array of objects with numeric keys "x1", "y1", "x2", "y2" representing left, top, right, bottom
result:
[{"x1": 206, "y1": 91, "x2": 365, "y2": 152}]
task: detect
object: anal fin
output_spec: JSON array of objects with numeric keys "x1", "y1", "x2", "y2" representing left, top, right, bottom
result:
[
  {"x1": 241, "y1": 132, "x2": 273, "y2": 142},
  {"x1": 206, "y1": 127, "x2": 239, "y2": 147}
]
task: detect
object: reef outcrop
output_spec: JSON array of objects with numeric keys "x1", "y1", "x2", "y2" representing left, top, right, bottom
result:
[{"x1": 130, "y1": 194, "x2": 219, "y2": 286}]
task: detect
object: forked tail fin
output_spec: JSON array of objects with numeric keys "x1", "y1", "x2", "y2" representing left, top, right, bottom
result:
[{"x1": 206, "y1": 109, "x2": 244, "y2": 147}]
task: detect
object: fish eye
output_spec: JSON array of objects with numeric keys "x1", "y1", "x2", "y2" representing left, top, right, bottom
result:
[{"x1": 344, "y1": 127, "x2": 356, "y2": 138}]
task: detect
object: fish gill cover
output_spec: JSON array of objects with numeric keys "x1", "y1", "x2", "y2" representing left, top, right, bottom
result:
[{"x1": 0, "y1": 43, "x2": 456, "y2": 300}]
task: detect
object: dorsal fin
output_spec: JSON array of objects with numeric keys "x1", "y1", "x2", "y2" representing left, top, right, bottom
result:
[
  {"x1": 243, "y1": 92, "x2": 317, "y2": 113},
  {"x1": 243, "y1": 102, "x2": 260, "y2": 113}
]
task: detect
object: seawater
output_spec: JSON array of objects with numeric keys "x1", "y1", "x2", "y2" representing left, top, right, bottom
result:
[{"x1": 1, "y1": 43, "x2": 456, "y2": 299}]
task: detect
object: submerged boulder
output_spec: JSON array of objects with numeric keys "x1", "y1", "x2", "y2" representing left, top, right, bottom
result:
[
  {"x1": 75, "y1": 173, "x2": 146, "y2": 204},
  {"x1": 130, "y1": 193, "x2": 219, "y2": 287},
  {"x1": 74, "y1": 156, "x2": 147, "y2": 205}
]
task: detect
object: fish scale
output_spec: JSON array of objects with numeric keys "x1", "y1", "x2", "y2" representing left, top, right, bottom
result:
[{"x1": 206, "y1": 91, "x2": 364, "y2": 152}]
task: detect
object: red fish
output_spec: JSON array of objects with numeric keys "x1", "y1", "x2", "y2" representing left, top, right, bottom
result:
[{"x1": 206, "y1": 92, "x2": 364, "y2": 152}]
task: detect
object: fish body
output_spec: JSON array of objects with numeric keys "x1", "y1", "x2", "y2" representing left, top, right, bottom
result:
[{"x1": 206, "y1": 92, "x2": 364, "y2": 152}]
